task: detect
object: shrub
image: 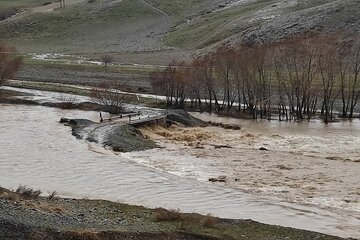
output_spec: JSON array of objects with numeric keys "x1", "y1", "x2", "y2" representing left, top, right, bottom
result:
[
  {"x1": 0, "y1": 44, "x2": 23, "y2": 87},
  {"x1": 153, "y1": 208, "x2": 218, "y2": 228},
  {"x1": 153, "y1": 208, "x2": 182, "y2": 222},
  {"x1": 200, "y1": 214, "x2": 218, "y2": 228},
  {"x1": 90, "y1": 81, "x2": 129, "y2": 114}
]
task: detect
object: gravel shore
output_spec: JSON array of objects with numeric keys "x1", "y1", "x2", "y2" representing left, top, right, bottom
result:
[{"x1": 0, "y1": 187, "x2": 348, "y2": 240}]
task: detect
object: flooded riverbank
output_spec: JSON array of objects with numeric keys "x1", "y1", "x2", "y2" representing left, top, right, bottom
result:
[{"x1": 0, "y1": 104, "x2": 359, "y2": 238}]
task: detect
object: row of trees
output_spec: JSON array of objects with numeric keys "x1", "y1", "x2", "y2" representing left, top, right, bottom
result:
[
  {"x1": 0, "y1": 44, "x2": 23, "y2": 88},
  {"x1": 150, "y1": 34, "x2": 360, "y2": 123}
]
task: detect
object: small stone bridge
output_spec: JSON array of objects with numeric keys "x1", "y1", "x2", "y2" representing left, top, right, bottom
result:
[
  {"x1": 101, "y1": 113, "x2": 167, "y2": 127},
  {"x1": 128, "y1": 114, "x2": 167, "y2": 127}
]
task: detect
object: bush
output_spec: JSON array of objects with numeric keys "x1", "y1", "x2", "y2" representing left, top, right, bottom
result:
[
  {"x1": 153, "y1": 208, "x2": 182, "y2": 222},
  {"x1": 200, "y1": 214, "x2": 218, "y2": 228},
  {"x1": 153, "y1": 208, "x2": 219, "y2": 228},
  {"x1": 90, "y1": 81, "x2": 129, "y2": 114},
  {"x1": 0, "y1": 44, "x2": 23, "y2": 86}
]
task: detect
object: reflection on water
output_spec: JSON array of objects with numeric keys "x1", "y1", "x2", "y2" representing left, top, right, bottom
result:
[
  {"x1": 0, "y1": 104, "x2": 359, "y2": 238},
  {"x1": 192, "y1": 112, "x2": 360, "y2": 135}
]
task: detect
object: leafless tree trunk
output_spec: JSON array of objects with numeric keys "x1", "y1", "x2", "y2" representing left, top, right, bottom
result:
[{"x1": 90, "y1": 81, "x2": 129, "y2": 114}]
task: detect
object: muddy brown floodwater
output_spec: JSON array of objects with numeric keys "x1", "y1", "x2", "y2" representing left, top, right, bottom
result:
[{"x1": 0, "y1": 104, "x2": 359, "y2": 238}]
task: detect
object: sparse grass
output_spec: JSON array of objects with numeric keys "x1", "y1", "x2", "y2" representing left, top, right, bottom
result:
[
  {"x1": 15, "y1": 185, "x2": 42, "y2": 199},
  {"x1": 47, "y1": 190, "x2": 58, "y2": 200},
  {"x1": 164, "y1": 0, "x2": 269, "y2": 48},
  {"x1": 0, "y1": 186, "x2": 346, "y2": 240},
  {"x1": 22, "y1": 58, "x2": 158, "y2": 75},
  {"x1": 6, "y1": 80, "x2": 90, "y2": 96}
]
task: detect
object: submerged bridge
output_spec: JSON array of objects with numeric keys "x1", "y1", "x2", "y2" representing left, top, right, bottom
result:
[
  {"x1": 128, "y1": 114, "x2": 167, "y2": 127},
  {"x1": 101, "y1": 112, "x2": 167, "y2": 127}
]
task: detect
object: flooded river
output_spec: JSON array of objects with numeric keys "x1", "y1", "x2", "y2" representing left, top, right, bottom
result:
[{"x1": 0, "y1": 103, "x2": 359, "y2": 238}]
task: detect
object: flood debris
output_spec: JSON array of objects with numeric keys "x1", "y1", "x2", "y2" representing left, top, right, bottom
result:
[{"x1": 208, "y1": 176, "x2": 227, "y2": 183}]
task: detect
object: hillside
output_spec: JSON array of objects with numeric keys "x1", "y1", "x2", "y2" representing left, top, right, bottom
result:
[{"x1": 0, "y1": 0, "x2": 359, "y2": 63}]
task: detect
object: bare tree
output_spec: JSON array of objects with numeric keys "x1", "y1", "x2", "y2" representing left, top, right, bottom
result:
[
  {"x1": 149, "y1": 63, "x2": 178, "y2": 107},
  {"x1": 317, "y1": 35, "x2": 341, "y2": 123},
  {"x1": 274, "y1": 36, "x2": 318, "y2": 120},
  {"x1": 0, "y1": 44, "x2": 23, "y2": 87},
  {"x1": 214, "y1": 47, "x2": 237, "y2": 112},
  {"x1": 90, "y1": 81, "x2": 129, "y2": 114},
  {"x1": 147, "y1": 33, "x2": 360, "y2": 123},
  {"x1": 101, "y1": 55, "x2": 113, "y2": 68}
]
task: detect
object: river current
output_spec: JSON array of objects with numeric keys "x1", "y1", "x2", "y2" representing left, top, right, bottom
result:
[{"x1": 0, "y1": 101, "x2": 359, "y2": 238}]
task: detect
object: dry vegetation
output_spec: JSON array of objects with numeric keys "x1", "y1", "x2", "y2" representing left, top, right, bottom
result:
[
  {"x1": 0, "y1": 44, "x2": 23, "y2": 87},
  {"x1": 150, "y1": 33, "x2": 360, "y2": 123},
  {"x1": 15, "y1": 185, "x2": 42, "y2": 199},
  {"x1": 90, "y1": 80, "x2": 129, "y2": 114},
  {"x1": 153, "y1": 208, "x2": 218, "y2": 229}
]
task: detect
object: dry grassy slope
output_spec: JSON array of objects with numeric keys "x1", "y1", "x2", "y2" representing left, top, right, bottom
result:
[
  {"x1": 0, "y1": 0, "x2": 172, "y2": 53},
  {"x1": 164, "y1": 0, "x2": 360, "y2": 49},
  {"x1": 0, "y1": 0, "x2": 359, "y2": 57}
]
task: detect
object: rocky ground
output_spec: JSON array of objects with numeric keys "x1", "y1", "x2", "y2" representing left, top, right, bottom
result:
[{"x1": 0, "y1": 186, "x2": 349, "y2": 240}]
